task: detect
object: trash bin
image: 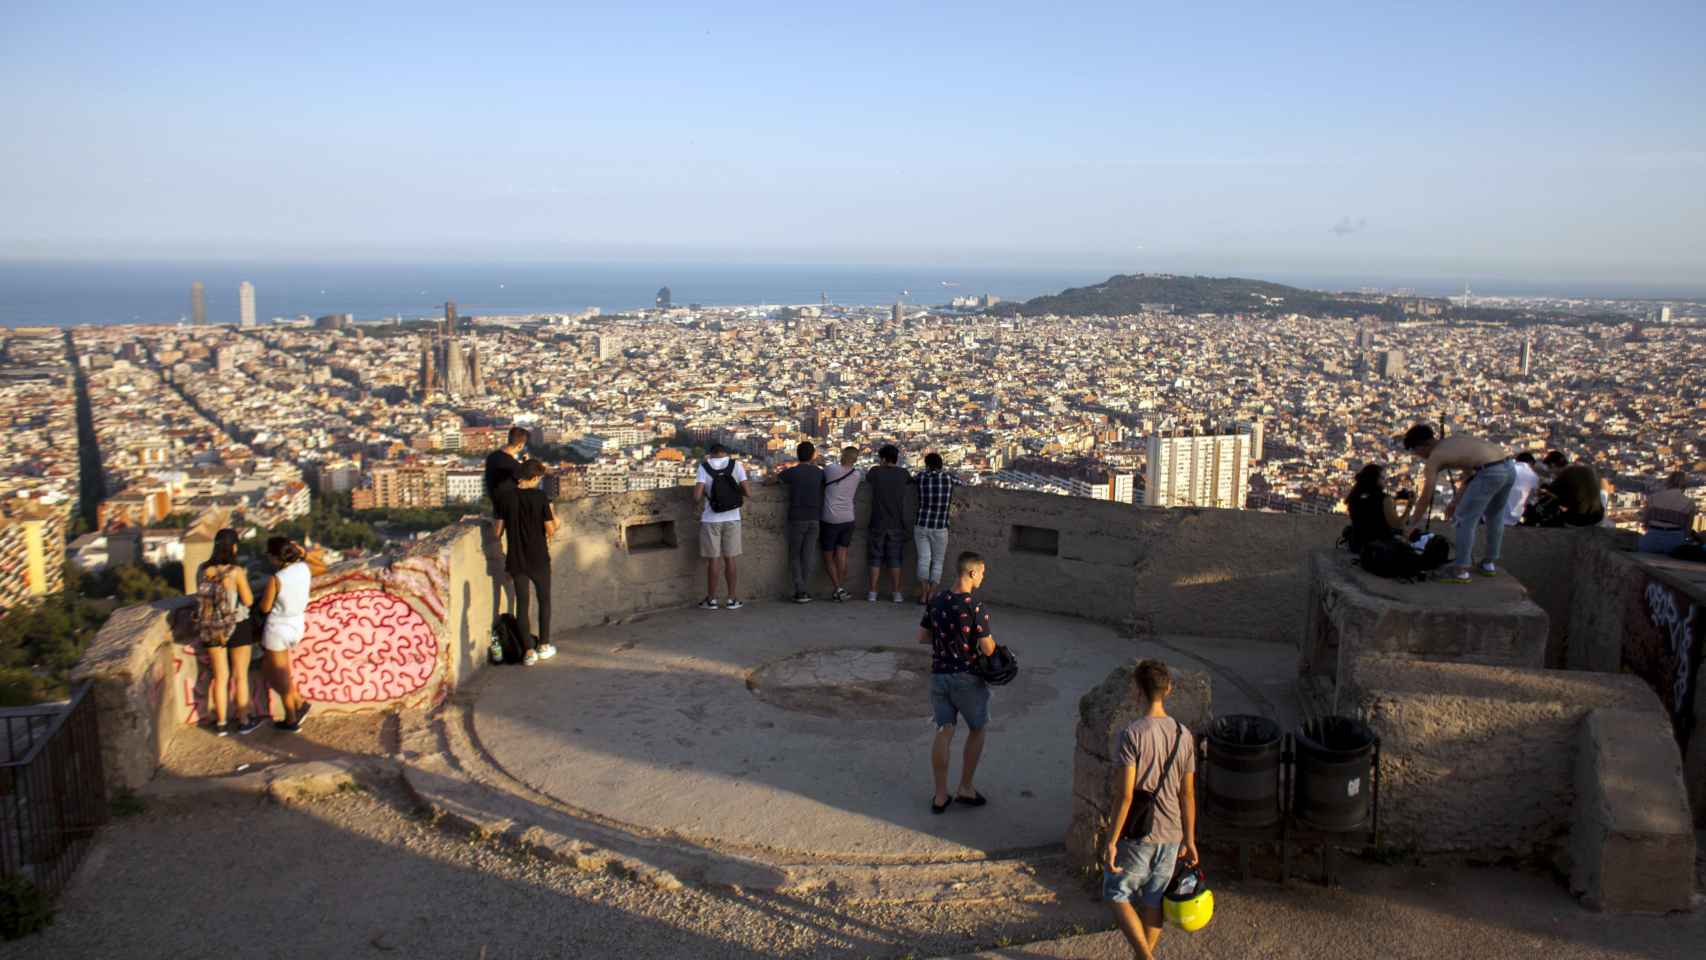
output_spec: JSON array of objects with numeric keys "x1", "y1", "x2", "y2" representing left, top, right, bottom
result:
[
  {"x1": 1292, "y1": 716, "x2": 1376, "y2": 833},
  {"x1": 1204, "y1": 715, "x2": 1283, "y2": 829}
]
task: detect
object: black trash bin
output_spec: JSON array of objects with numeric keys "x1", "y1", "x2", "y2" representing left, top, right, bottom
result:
[
  {"x1": 1291, "y1": 716, "x2": 1376, "y2": 833},
  {"x1": 1204, "y1": 715, "x2": 1283, "y2": 829}
]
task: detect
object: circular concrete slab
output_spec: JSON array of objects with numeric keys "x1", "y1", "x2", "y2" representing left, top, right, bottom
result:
[{"x1": 471, "y1": 600, "x2": 1295, "y2": 863}]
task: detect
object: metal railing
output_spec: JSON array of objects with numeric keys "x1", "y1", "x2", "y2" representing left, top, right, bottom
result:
[{"x1": 0, "y1": 683, "x2": 109, "y2": 899}]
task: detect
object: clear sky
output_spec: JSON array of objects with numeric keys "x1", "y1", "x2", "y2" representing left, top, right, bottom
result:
[{"x1": 3, "y1": 1, "x2": 1703, "y2": 288}]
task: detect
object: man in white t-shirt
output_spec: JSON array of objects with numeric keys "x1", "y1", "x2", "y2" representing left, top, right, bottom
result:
[
  {"x1": 1504, "y1": 453, "x2": 1541, "y2": 526},
  {"x1": 694, "y1": 444, "x2": 752, "y2": 610}
]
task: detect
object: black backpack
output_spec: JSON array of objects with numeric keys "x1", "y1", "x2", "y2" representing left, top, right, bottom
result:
[
  {"x1": 1357, "y1": 536, "x2": 1426, "y2": 581},
  {"x1": 703, "y1": 460, "x2": 746, "y2": 513},
  {"x1": 493, "y1": 613, "x2": 527, "y2": 664}
]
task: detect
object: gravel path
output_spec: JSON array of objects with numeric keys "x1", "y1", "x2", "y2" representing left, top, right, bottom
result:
[{"x1": 1, "y1": 781, "x2": 1100, "y2": 960}]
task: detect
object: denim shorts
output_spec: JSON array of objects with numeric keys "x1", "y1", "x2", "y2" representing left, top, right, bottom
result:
[
  {"x1": 868, "y1": 528, "x2": 907, "y2": 568},
  {"x1": 819, "y1": 521, "x2": 855, "y2": 551},
  {"x1": 929, "y1": 671, "x2": 990, "y2": 730},
  {"x1": 1102, "y1": 840, "x2": 1180, "y2": 907}
]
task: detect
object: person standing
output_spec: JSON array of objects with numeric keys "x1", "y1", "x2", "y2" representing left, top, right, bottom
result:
[
  {"x1": 500, "y1": 460, "x2": 559, "y2": 665},
  {"x1": 918, "y1": 552, "x2": 996, "y2": 814},
  {"x1": 865, "y1": 444, "x2": 910, "y2": 603},
  {"x1": 695, "y1": 444, "x2": 751, "y2": 610},
  {"x1": 911, "y1": 452, "x2": 963, "y2": 604},
  {"x1": 1399, "y1": 424, "x2": 1516, "y2": 584},
  {"x1": 772, "y1": 441, "x2": 824, "y2": 603},
  {"x1": 485, "y1": 425, "x2": 530, "y2": 523},
  {"x1": 1104, "y1": 659, "x2": 1198, "y2": 960},
  {"x1": 258, "y1": 537, "x2": 328, "y2": 733},
  {"x1": 819, "y1": 446, "x2": 863, "y2": 601},
  {"x1": 193, "y1": 528, "x2": 261, "y2": 735}
]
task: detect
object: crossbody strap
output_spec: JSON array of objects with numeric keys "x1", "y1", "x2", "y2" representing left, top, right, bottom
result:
[{"x1": 1157, "y1": 719, "x2": 1184, "y2": 787}]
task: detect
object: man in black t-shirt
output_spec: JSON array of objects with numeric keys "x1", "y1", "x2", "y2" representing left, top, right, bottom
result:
[
  {"x1": 500, "y1": 459, "x2": 557, "y2": 666},
  {"x1": 770, "y1": 441, "x2": 825, "y2": 603},
  {"x1": 865, "y1": 444, "x2": 910, "y2": 603},
  {"x1": 917, "y1": 551, "x2": 996, "y2": 815},
  {"x1": 485, "y1": 426, "x2": 530, "y2": 525}
]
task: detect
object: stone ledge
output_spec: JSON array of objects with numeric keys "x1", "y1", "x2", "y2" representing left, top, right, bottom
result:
[{"x1": 1569, "y1": 708, "x2": 1696, "y2": 913}]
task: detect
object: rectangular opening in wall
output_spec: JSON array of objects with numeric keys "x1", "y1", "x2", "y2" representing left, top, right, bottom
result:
[
  {"x1": 623, "y1": 520, "x2": 678, "y2": 553},
  {"x1": 1010, "y1": 524, "x2": 1060, "y2": 556}
]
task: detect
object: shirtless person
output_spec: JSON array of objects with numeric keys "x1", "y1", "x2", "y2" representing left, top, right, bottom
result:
[{"x1": 1400, "y1": 424, "x2": 1516, "y2": 584}]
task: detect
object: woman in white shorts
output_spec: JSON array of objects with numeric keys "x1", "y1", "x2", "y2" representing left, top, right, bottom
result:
[{"x1": 257, "y1": 537, "x2": 325, "y2": 732}]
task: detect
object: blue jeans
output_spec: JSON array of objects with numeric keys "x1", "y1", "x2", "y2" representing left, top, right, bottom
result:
[
  {"x1": 1453, "y1": 459, "x2": 1515, "y2": 568},
  {"x1": 1102, "y1": 840, "x2": 1180, "y2": 906},
  {"x1": 929, "y1": 672, "x2": 990, "y2": 729},
  {"x1": 1638, "y1": 528, "x2": 1687, "y2": 555}
]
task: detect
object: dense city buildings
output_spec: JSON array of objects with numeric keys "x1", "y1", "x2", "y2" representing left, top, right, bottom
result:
[{"x1": 0, "y1": 281, "x2": 1702, "y2": 613}]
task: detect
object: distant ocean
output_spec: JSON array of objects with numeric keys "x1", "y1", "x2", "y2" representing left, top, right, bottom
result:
[
  {"x1": 0, "y1": 261, "x2": 1117, "y2": 328},
  {"x1": 2, "y1": 260, "x2": 1695, "y2": 328}
]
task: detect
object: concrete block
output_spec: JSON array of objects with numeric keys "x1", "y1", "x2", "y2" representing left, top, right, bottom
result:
[
  {"x1": 1303, "y1": 550, "x2": 1548, "y2": 688},
  {"x1": 267, "y1": 760, "x2": 360, "y2": 804},
  {"x1": 1346, "y1": 657, "x2": 1663, "y2": 858},
  {"x1": 1569, "y1": 709, "x2": 1696, "y2": 913}
]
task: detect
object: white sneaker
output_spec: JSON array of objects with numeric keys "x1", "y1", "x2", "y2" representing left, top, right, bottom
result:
[
  {"x1": 725, "y1": 598, "x2": 744, "y2": 610},
  {"x1": 523, "y1": 650, "x2": 539, "y2": 666},
  {"x1": 536, "y1": 643, "x2": 557, "y2": 661},
  {"x1": 867, "y1": 592, "x2": 878, "y2": 602},
  {"x1": 892, "y1": 592, "x2": 905, "y2": 603}
]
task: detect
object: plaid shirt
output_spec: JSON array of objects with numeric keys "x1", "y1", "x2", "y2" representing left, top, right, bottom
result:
[{"x1": 913, "y1": 469, "x2": 962, "y2": 529}]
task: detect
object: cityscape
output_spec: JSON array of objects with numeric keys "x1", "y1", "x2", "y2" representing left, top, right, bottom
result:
[{"x1": 3, "y1": 274, "x2": 1700, "y2": 616}]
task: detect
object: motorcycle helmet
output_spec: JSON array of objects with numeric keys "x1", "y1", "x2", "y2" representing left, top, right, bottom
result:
[{"x1": 1163, "y1": 865, "x2": 1213, "y2": 932}]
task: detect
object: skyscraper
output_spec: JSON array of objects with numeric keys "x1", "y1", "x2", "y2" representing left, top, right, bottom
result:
[
  {"x1": 1144, "y1": 430, "x2": 1250, "y2": 510},
  {"x1": 892, "y1": 298, "x2": 904, "y2": 329},
  {"x1": 1519, "y1": 335, "x2": 1532, "y2": 377},
  {"x1": 238, "y1": 281, "x2": 256, "y2": 327},
  {"x1": 656, "y1": 287, "x2": 672, "y2": 309},
  {"x1": 445, "y1": 301, "x2": 457, "y2": 327},
  {"x1": 598, "y1": 333, "x2": 621, "y2": 361},
  {"x1": 191, "y1": 281, "x2": 206, "y2": 326}
]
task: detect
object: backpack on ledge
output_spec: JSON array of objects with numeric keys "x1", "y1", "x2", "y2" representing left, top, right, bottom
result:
[
  {"x1": 703, "y1": 460, "x2": 745, "y2": 513},
  {"x1": 1357, "y1": 536, "x2": 1426, "y2": 582}
]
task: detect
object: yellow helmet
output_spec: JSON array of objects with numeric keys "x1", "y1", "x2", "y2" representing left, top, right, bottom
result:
[{"x1": 1163, "y1": 866, "x2": 1214, "y2": 932}]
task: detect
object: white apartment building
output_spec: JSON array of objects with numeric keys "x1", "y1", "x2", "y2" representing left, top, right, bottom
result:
[
  {"x1": 1145, "y1": 432, "x2": 1251, "y2": 510},
  {"x1": 446, "y1": 470, "x2": 485, "y2": 503}
]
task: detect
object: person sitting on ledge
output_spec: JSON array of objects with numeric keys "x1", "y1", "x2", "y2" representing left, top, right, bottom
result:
[
  {"x1": 1528, "y1": 450, "x2": 1606, "y2": 527},
  {"x1": 1638, "y1": 471, "x2": 1698, "y2": 555},
  {"x1": 1344, "y1": 462, "x2": 1403, "y2": 551},
  {"x1": 1400, "y1": 423, "x2": 1515, "y2": 584}
]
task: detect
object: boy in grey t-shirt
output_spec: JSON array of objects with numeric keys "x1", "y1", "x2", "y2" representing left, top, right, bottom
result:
[
  {"x1": 1104, "y1": 659, "x2": 1197, "y2": 960},
  {"x1": 819, "y1": 446, "x2": 863, "y2": 601}
]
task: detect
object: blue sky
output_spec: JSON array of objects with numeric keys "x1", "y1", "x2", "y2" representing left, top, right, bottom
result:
[{"x1": 2, "y1": 1, "x2": 1703, "y2": 287}]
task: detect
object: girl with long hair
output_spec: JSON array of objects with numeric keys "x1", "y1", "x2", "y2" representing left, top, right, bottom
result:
[
  {"x1": 257, "y1": 537, "x2": 326, "y2": 732},
  {"x1": 195, "y1": 528, "x2": 259, "y2": 735}
]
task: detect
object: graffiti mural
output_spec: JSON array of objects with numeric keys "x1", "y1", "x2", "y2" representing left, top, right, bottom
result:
[
  {"x1": 1625, "y1": 576, "x2": 1703, "y2": 750},
  {"x1": 292, "y1": 590, "x2": 440, "y2": 703}
]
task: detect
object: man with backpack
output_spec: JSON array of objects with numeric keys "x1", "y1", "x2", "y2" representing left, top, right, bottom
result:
[
  {"x1": 695, "y1": 444, "x2": 752, "y2": 610},
  {"x1": 1104, "y1": 659, "x2": 1198, "y2": 960}
]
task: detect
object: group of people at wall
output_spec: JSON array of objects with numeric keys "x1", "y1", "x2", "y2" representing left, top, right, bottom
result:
[
  {"x1": 484, "y1": 426, "x2": 559, "y2": 667},
  {"x1": 192, "y1": 532, "x2": 328, "y2": 734},
  {"x1": 693, "y1": 440, "x2": 964, "y2": 609},
  {"x1": 1349, "y1": 423, "x2": 1700, "y2": 583}
]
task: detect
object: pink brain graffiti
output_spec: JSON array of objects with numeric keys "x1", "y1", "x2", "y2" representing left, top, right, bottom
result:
[{"x1": 293, "y1": 590, "x2": 439, "y2": 704}]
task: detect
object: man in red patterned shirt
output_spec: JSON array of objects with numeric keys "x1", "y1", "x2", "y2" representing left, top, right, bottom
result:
[{"x1": 917, "y1": 551, "x2": 997, "y2": 815}]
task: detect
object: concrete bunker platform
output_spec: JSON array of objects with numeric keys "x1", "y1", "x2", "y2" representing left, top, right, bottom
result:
[{"x1": 463, "y1": 601, "x2": 1298, "y2": 864}]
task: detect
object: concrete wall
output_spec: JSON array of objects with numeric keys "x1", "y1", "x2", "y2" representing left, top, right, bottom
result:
[{"x1": 1565, "y1": 542, "x2": 1706, "y2": 825}]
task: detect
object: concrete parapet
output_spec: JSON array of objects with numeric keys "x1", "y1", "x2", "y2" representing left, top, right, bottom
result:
[
  {"x1": 1303, "y1": 549, "x2": 1548, "y2": 699},
  {"x1": 1066, "y1": 662, "x2": 1211, "y2": 870},
  {"x1": 1344, "y1": 656, "x2": 1661, "y2": 859},
  {"x1": 1569, "y1": 708, "x2": 1696, "y2": 913},
  {"x1": 69, "y1": 598, "x2": 196, "y2": 791}
]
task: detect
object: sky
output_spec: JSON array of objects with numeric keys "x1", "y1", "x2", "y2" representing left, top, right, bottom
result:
[{"x1": 2, "y1": 1, "x2": 1704, "y2": 289}]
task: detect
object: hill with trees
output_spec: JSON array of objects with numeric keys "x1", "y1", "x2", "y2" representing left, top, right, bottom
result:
[{"x1": 989, "y1": 273, "x2": 1412, "y2": 321}]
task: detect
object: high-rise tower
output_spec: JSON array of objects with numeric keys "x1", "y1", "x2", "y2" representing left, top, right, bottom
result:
[
  {"x1": 1519, "y1": 335, "x2": 1533, "y2": 377},
  {"x1": 191, "y1": 281, "x2": 206, "y2": 326},
  {"x1": 238, "y1": 282, "x2": 256, "y2": 328}
]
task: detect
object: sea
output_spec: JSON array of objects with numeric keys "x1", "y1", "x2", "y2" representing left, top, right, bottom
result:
[
  {"x1": 0, "y1": 261, "x2": 1115, "y2": 328},
  {"x1": 2, "y1": 260, "x2": 1695, "y2": 328}
]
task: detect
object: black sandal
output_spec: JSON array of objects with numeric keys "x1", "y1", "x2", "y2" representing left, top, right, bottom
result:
[
  {"x1": 954, "y1": 792, "x2": 988, "y2": 807},
  {"x1": 930, "y1": 797, "x2": 950, "y2": 815}
]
